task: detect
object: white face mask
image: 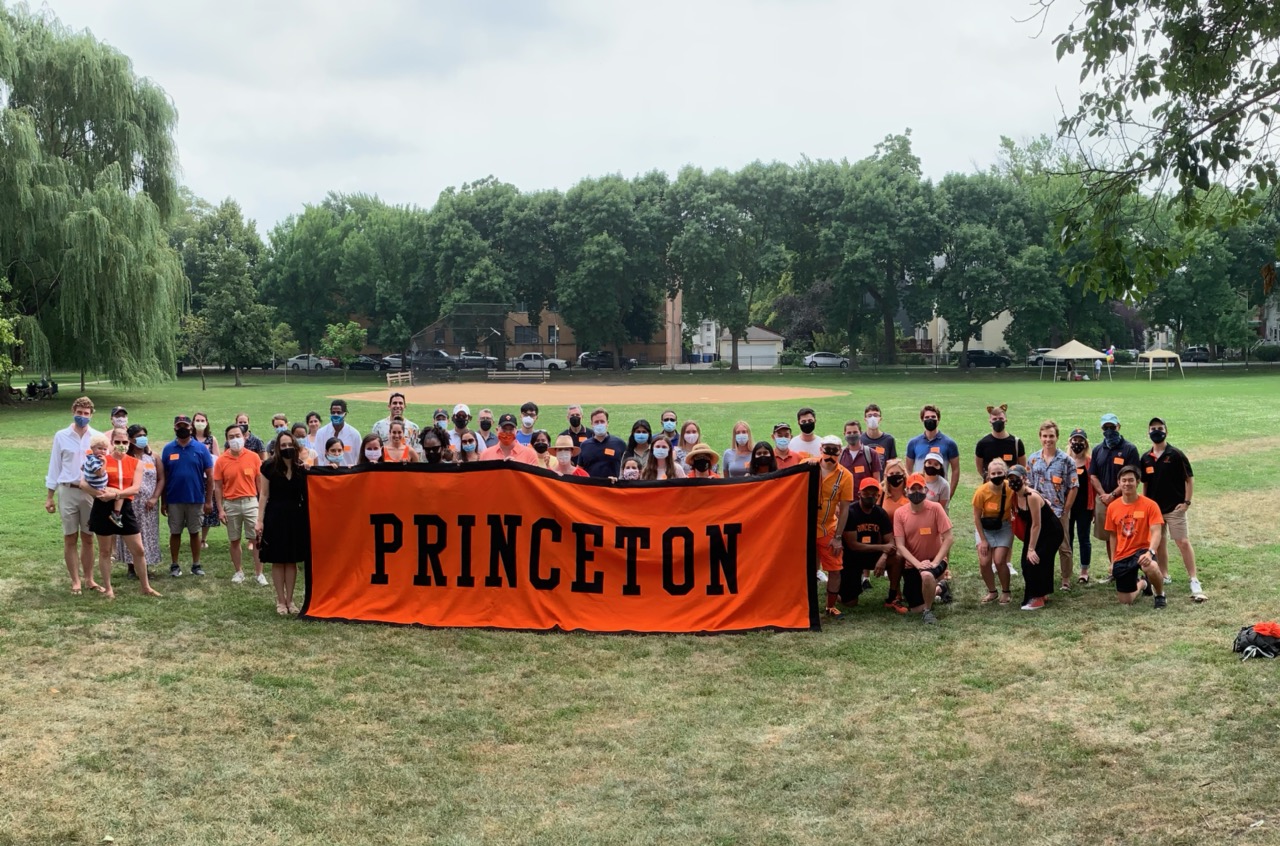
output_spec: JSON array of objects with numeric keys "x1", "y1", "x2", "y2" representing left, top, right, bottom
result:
[
  {"x1": 112, "y1": 416, "x2": 127, "y2": 428},
  {"x1": 364, "y1": 448, "x2": 383, "y2": 461},
  {"x1": 735, "y1": 433, "x2": 749, "y2": 446},
  {"x1": 865, "y1": 416, "x2": 879, "y2": 429},
  {"x1": 622, "y1": 468, "x2": 640, "y2": 480},
  {"x1": 194, "y1": 420, "x2": 207, "y2": 431},
  {"x1": 652, "y1": 447, "x2": 670, "y2": 459},
  {"x1": 556, "y1": 450, "x2": 573, "y2": 464},
  {"x1": 683, "y1": 433, "x2": 698, "y2": 445},
  {"x1": 227, "y1": 437, "x2": 245, "y2": 452},
  {"x1": 522, "y1": 415, "x2": 535, "y2": 428}
]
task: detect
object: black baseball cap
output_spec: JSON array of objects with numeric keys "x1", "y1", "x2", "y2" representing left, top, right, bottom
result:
[
  {"x1": 1148, "y1": 416, "x2": 1166, "y2": 427},
  {"x1": 174, "y1": 414, "x2": 192, "y2": 425},
  {"x1": 497, "y1": 413, "x2": 518, "y2": 428},
  {"x1": 1069, "y1": 428, "x2": 1088, "y2": 440},
  {"x1": 111, "y1": 406, "x2": 128, "y2": 416}
]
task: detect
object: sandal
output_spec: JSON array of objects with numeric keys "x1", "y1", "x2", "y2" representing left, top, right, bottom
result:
[
  {"x1": 998, "y1": 592, "x2": 1012, "y2": 605},
  {"x1": 1060, "y1": 581, "x2": 1072, "y2": 592},
  {"x1": 1078, "y1": 572, "x2": 1090, "y2": 584},
  {"x1": 825, "y1": 606, "x2": 843, "y2": 618},
  {"x1": 275, "y1": 603, "x2": 288, "y2": 616},
  {"x1": 981, "y1": 590, "x2": 999, "y2": 604}
]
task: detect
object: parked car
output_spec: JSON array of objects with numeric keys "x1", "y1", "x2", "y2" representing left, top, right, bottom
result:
[
  {"x1": 803, "y1": 351, "x2": 849, "y2": 369},
  {"x1": 577, "y1": 350, "x2": 636, "y2": 370},
  {"x1": 507, "y1": 352, "x2": 568, "y2": 371},
  {"x1": 1026, "y1": 347, "x2": 1057, "y2": 366},
  {"x1": 286, "y1": 354, "x2": 333, "y2": 371},
  {"x1": 347, "y1": 355, "x2": 387, "y2": 371},
  {"x1": 412, "y1": 349, "x2": 461, "y2": 370},
  {"x1": 458, "y1": 350, "x2": 499, "y2": 369},
  {"x1": 1183, "y1": 345, "x2": 1211, "y2": 362},
  {"x1": 382, "y1": 354, "x2": 406, "y2": 370},
  {"x1": 960, "y1": 349, "x2": 1012, "y2": 368}
]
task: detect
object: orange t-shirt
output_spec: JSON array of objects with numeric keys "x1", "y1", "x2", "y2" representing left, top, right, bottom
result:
[
  {"x1": 817, "y1": 465, "x2": 854, "y2": 536},
  {"x1": 478, "y1": 442, "x2": 539, "y2": 465},
  {"x1": 103, "y1": 454, "x2": 140, "y2": 500},
  {"x1": 882, "y1": 490, "x2": 908, "y2": 521},
  {"x1": 213, "y1": 448, "x2": 262, "y2": 500},
  {"x1": 1104, "y1": 494, "x2": 1164, "y2": 561},
  {"x1": 774, "y1": 451, "x2": 809, "y2": 470}
]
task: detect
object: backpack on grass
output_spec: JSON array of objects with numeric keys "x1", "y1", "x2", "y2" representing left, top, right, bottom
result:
[{"x1": 1233, "y1": 622, "x2": 1280, "y2": 661}]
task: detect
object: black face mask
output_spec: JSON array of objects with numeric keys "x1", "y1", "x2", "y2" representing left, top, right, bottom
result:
[
  {"x1": 923, "y1": 419, "x2": 938, "y2": 432},
  {"x1": 533, "y1": 442, "x2": 549, "y2": 454},
  {"x1": 886, "y1": 475, "x2": 905, "y2": 487},
  {"x1": 424, "y1": 448, "x2": 442, "y2": 463},
  {"x1": 278, "y1": 447, "x2": 296, "y2": 458},
  {"x1": 1149, "y1": 430, "x2": 1167, "y2": 444},
  {"x1": 1008, "y1": 478, "x2": 1024, "y2": 492},
  {"x1": 174, "y1": 427, "x2": 191, "y2": 439},
  {"x1": 798, "y1": 421, "x2": 816, "y2": 434},
  {"x1": 692, "y1": 458, "x2": 711, "y2": 472},
  {"x1": 906, "y1": 491, "x2": 927, "y2": 505},
  {"x1": 1070, "y1": 442, "x2": 1086, "y2": 454},
  {"x1": 453, "y1": 414, "x2": 468, "y2": 428},
  {"x1": 479, "y1": 419, "x2": 492, "y2": 432},
  {"x1": 753, "y1": 456, "x2": 771, "y2": 467},
  {"x1": 860, "y1": 494, "x2": 879, "y2": 508},
  {"x1": 239, "y1": 423, "x2": 249, "y2": 434},
  {"x1": 569, "y1": 415, "x2": 582, "y2": 428},
  {"x1": 924, "y1": 465, "x2": 941, "y2": 476},
  {"x1": 991, "y1": 420, "x2": 1006, "y2": 433}
]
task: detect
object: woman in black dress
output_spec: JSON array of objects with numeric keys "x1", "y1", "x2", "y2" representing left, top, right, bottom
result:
[
  {"x1": 255, "y1": 430, "x2": 309, "y2": 615},
  {"x1": 1007, "y1": 465, "x2": 1062, "y2": 611}
]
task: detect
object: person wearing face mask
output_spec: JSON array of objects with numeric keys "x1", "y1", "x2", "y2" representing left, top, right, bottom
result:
[
  {"x1": 1139, "y1": 417, "x2": 1204, "y2": 601},
  {"x1": 720, "y1": 421, "x2": 754, "y2": 478},
  {"x1": 972, "y1": 458, "x2": 1015, "y2": 605},
  {"x1": 383, "y1": 420, "x2": 420, "y2": 463},
  {"x1": 303, "y1": 411, "x2": 324, "y2": 456},
  {"x1": 80, "y1": 427, "x2": 161, "y2": 599},
  {"x1": 641, "y1": 435, "x2": 686, "y2": 480},
  {"x1": 1066, "y1": 429, "x2": 1096, "y2": 583},
  {"x1": 919, "y1": 453, "x2": 951, "y2": 511},
  {"x1": 213, "y1": 423, "x2": 266, "y2": 586},
  {"x1": 479, "y1": 414, "x2": 540, "y2": 465},
  {"x1": 475, "y1": 408, "x2": 497, "y2": 448},
  {"x1": 813, "y1": 436, "x2": 854, "y2": 616},
  {"x1": 860, "y1": 403, "x2": 897, "y2": 467},
  {"x1": 290, "y1": 423, "x2": 317, "y2": 467},
  {"x1": 549, "y1": 435, "x2": 589, "y2": 477},
  {"x1": 430, "y1": 408, "x2": 450, "y2": 437},
  {"x1": 192, "y1": 411, "x2": 222, "y2": 549},
  {"x1": 116, "y1": 424, "x2": 162, "y2": 580},
  {"x1": 1089, "y1": 412, "x2": 1141, "y2": 573},
  {"x1": 905, "y1": 405, "x2": 960, "y2": 503},
  {"x1": 455, "y1": 429, "x2": 482, "y2": 464},
  {"x1": 357, "y1": 434, "x2": 386, "y2": 466},
  {"x1": 839, "y1": 477, "x2": 899, "y2": 610},
  {"x1": 82, "y1": 433, "x2": 125, "y2": 528},
  {"x1": 109, "y1": 406, "x2": 129, "y2": 431},
  {"x1": 613, "y1": 457, "x2": 643, "y2": 484},
  {"x1": 770, "y1": 423, "x2": 808, "y2": 469},
  {"x1": 622, "y1": 420, "x2": 654, "y2": 473},
  {"x1": 160, "y1": 414, "x2": 215, "y2": 578},
  {"x1": 256, "y1": 431, "x2": 309, "y2": 615},
  {"x1": 267, "y1": 413, "x2": 290, "y2": 454},
  {"x1": 839, "y1": 420, "x2": 882, "y2": 485},
  {"x1": 684, "y1": 443, "x2": 721, "y2": 479},
  {"x1": 416, "y1": 429, "x2": 449, "y2": 465},
  {"x1": 516, "y1": 401, "x2": 539, "y2": 445},
  {"x1": 1007, "y1": 465, "x2": 1062, "y2": 611},
  {"x1": 233, "y1": 412, "x2": 267, "y2": 459},
  {"x1": 880, "y1": 459, "x2": 910, "y2": 521},
  {"x1": 677, "y1": 421, "x2": 711, "y2": 471},
  {"x1": 747, "y1": 441, "x2": 778, "y2": 476},
  {"x1": 1102, "y1": 464, "x2": 1167, "y2": 609},
  {"x1": 316, "y1": 399, "x2": 363, "y2": 467},
  {"x1": 529, "y1": 430, "x2": 555, "y2": 470},
  {"x1": 893, "y1": 473, "x2": 955, "y2": 624},
  {"x1": 791, "y1": 408, "x2": 822, "y2": 458},
  {"x1": 559, "y1": 404, "x2": 590, "y2": 458},
  {"x1": 659, "y1": 409, "x2": 679, "y2": 444},
  {"x1": 1026, "y1": 420, "x2": 1078, "y2": 591},
  {"x1": 577, "y1": 407, "x2": 627, "y2": 478},
  {"x1": 371, "y1": 392, "x2": 421, "y2": 445},
  {"x1": 974, "y1": 403, "x2": 1026, "y2": 479},
  {"x1": 322, "y1": 437, "x2": 348, "y2": 468},
  {"x1": 447, "y1": 404, "x2": 472, "y2": 451}
]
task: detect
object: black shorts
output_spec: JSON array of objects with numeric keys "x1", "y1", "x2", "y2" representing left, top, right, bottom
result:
[
  {"x1": 903, "y1": 561, "x2": 947, "y2": 608},
  {"x1": 88, "y1": 498, "x2": 139, "y2": 537},
  {"x1": 1112, "y1": 552, "x2": 1144, "y2": 593},
  {"x1": 838, "y1": 549, "x2": 881, "y2": 601}
]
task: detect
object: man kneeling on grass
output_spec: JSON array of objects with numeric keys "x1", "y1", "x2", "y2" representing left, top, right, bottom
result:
[
  {"x1": 893, "y1": 473, "x2": 955, "y2": 624},
  {"x1": 1104, "y1": 465, "x2": 1167, "y2": 609}
]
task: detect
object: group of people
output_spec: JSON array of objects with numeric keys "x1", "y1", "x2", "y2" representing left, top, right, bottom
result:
[{"x1": 44, "y1": 393, "x2": 1200, "y2": 626}]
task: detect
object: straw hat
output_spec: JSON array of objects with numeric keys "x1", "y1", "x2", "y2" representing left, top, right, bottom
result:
[
  {"x1": 685, "y1": 443, "x2": 719, "y2": 463},
  {"x1": 551, "y1": 434, "x2": 580, "y2": 455}
]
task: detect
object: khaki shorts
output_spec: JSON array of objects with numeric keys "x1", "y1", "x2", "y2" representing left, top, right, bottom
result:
[
  {"x1": 1093, "y1": 498, "x2": 1111, "y2": 541},
  {"x1": 1162, "y1": 508, "x2": 1189, "y2": 542},
  {"x1": 167, "y1": 502, "x2": 204, "y2": 536},
  {"x1": 223, "y1": 497, "x2": 259, "y2": 541},
  {"x1": 58, "y1": 484, "x2": 94, "y2": 536}
]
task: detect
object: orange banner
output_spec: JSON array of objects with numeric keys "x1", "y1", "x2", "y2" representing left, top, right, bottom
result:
[{"x1": 301, "y1": 463, "x2": 819, "y2": 633}]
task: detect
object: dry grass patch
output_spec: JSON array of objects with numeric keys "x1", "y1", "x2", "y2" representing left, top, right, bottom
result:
[{"x1": 1196, "y1": 486, "x2": 1280, "y2": 547}]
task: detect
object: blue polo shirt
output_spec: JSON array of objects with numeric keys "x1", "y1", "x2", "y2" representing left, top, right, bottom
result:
[
  {"x1": 578, "y1": 434, "x2": 627, "y2": 478},
  {"x1": 161, "y1": 438, "x2": 214, "y2": 504},
  {"x1": 905, "y1": 431, "x2": 960, "y2": 468}
]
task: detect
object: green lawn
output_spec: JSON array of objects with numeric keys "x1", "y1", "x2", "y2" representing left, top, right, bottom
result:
[{"x1": 1, "y1": 370, "x2": 1278, "y2": 845}]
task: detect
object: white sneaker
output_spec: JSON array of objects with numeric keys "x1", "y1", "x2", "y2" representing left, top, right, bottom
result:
[
  {"x1": 230, "y1": 571, "x2": 245, "y2": 584},
  {"x1": 1189, "y1": 578, "x2": 1207, "y2": 602},
  {"x1": 816, "y1": 570, "x2": 828, "y2": 584},
  {"x1": 255, "y1": 573, "x2": 269, "y2": 586}
]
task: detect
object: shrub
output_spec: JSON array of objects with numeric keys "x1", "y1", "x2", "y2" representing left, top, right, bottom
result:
[{"x1": 1255, "y1": 344, "x2": 1280, "y2": 362}]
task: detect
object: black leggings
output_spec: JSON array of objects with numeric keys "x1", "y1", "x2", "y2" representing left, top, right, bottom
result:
[{"x1": 1068, "y1": 509, "x2": 1092, "y2": 571}]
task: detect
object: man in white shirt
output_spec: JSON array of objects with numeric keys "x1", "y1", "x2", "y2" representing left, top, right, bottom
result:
[
  {"x1": 315, "y1": 399, "x2": 362, "y2": 466},
  {"x1": 447, "y1": 403, "x2": 471, "y2": 451},
  {"x1": 370, "y1": 392, "x2": 420, "y2": 444},
  {"x1": 44, "y1": 396, "x2": 102, "y2": 594},
  {"x1": 791, "y1": 407, "x2": 822, "y2": 458}
]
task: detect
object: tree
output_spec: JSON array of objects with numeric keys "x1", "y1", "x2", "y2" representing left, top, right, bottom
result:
[
  {"x1": 1046, "y1": 0, "x2": 1280, "y2": 296},
  {"x1": 320, "y1": 320, "x2": 367, "y2": 382},
  {"x1": 178, "y1": 313, "x2": 214, "y2": 391},
  {"x1": 267, "y1": 322, "x2": 298, "y2": 370},
  {"x1": 200, "y1": 245, "x2": 273, "y2": 387},
  {"x1": 1, "y1": 3, "x2": 185, "y2": 387}
]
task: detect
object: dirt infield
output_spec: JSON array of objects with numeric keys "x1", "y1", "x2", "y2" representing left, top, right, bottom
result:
[{"x1": 338, "y1": 382, "x2": 848, "y2": 408}]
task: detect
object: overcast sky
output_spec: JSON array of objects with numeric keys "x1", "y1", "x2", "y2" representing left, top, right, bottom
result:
[{"x1": 42, "y1": 0, "x2": 1085, "y2": 233}]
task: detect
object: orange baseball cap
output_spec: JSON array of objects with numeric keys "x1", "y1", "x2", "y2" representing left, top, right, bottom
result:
[
  {"x1": 906, "y1": 472, "x2": 928, "y2": 488},
  {"x1": 858, "y1": 477, "x2": 881, "y2": 491}
]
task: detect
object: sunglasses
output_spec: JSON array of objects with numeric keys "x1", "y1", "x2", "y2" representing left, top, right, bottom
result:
[
  {"x1": 112, "y1": 440, "x2": 130, "y2": 445},
  {"x1": 461, "y1": 439, "x2": 476, "y2": 445}
]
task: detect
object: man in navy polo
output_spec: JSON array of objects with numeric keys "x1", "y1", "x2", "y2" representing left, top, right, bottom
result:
[
  {"x1": 577, "y1": 406, "x2": 626, "y2": 478},
  {"x1": 161, "y1": 414, "x2": 215, "y2": 577},
  {"x1": 904, "y1": 404, "x2": 960, "y2": 502},
  {"x1": 1089, "y1": 411, "x2": 1141, "y2": 569}
]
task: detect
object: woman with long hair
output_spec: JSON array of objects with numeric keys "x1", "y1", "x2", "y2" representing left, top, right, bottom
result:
[
  {"x1": 640, "y1": 435, "x2": 685, "y2": 480},
  {"x1": 255, "y1": 430, "x2": 308, "y2": 615},
  {"x1": 357, "y1": 434, "x2": 384, "y2": 466},
  {"x1": 192, "y1": 410, "x2": 220, "y2": 549},
  {"x1": 382, "y1": 420, "x2": 419, "y2": 463},
  {"x1": 116, "y1": 423, "x2": 163, "y2": 579}
]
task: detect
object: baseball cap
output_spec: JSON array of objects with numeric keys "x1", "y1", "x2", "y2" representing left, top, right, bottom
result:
[
  {"x1": 1148, "y1": 416, "x2": 1166, "y2": 427},
  {"x1": 772, "y1": 422, "x2": 791, "y2": 434},
  {"x1": 820, "y1": 435, "x2": 842, "y2": 447},
  {"x1": 906, "y1": 472, "x2": 928, "y2": 488},
  {"x1": 453, "y1": 403, "x2": 471, "y2": 416},
  {"x1": 173, "y1": 414, "x2": 192, "y2": 425},
  {"x1": 497, "y1": 413, "x2": 518, "y2": 428},
  {"x1": 1069, "y1": 428, "x2": 1088, "y2": 441},
  {"x1": 433, "y1": 407, "x2": 449, "y2": 420},
  {"x1": 110, "y1": 406, "x2": 128, "y2": 416},
  {"x1": 858, "y1": 477, "x2": 881, "y2": 491},
  {"x1": 1100, "y1": 413, "x2": 1119, "y2": 427},
  {"x1": 922, "y1": 452, "x2": 944, "y2": 465}
]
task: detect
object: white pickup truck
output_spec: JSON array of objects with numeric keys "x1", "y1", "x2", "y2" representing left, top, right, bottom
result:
[{"x1": 506, "y1": 352, "x2": 569, "y2": 371}]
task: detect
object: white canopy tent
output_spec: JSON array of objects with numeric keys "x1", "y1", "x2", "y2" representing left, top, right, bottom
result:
[
  {"x1": 1136, "y1": 348, "x2": 1186, "y2": 380},
  {"x1": 1040, "y1": 339, "x2": 1110, "y2": 381}
]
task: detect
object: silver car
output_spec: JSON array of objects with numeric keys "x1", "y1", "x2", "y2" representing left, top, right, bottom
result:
[{"x1": 803, "y1": 351, "x2": 848, "y2": 369}]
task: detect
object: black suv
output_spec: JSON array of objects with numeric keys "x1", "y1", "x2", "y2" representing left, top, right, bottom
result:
[
  {"x1": 960, "y1": 349, "x2": 1012, "y2": 368},
  {"x1": 577, "y1": 350, "x2": 636, "y2": 370}
]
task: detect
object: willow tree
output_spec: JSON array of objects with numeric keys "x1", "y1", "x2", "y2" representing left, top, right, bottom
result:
[{"x1": 0, "y1": 3, "x2": 184, "y2": 387}]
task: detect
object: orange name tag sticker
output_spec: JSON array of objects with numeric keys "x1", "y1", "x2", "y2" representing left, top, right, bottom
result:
[
  {"x1": 1003, "y1": 454, "x2": 1013, "y2": 461},
  {"x1": 1112, "y1": 456, "x2": 1123, "y2": 465},
  {"x1": 344, "y1": 444, "x2": 351, "y2": 452},
  {"x1": 919, "y1": 527, "x2": 932, "y2": 535},
  {"x1": 930, "y1": 446, "x2": 940, "y2": 453},
  {"x1": 1051, "y1": 476, "x2": 1062, "y2": 484},
  {"x1": 168, "y1": 453, "x2": 179, "y2": 461},
  {"x1": 604, "y1": 448, "x2": 616, "y2": 456},
  {"x1": 854, "y1": 466, "x2": 865, "y2": 473},
  {"x1": 875, "y1": 446, "x2": 885, "y2": 454},
  {"x1": 860, "y1": 535, "x2": 872, "y2": 543},
  {"x1": 1144, "y1": 466, "x2": 1154, "y2": 474},
  {"x1": 244, "y1": 468, "x2": 255, "y2": 476}
]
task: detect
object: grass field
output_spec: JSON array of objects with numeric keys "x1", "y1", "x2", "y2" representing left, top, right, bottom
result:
[{"x1": 2, "y1": 368, "x2": 1278, "y2": 845}]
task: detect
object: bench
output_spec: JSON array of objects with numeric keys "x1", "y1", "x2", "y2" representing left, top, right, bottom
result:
[
  {"x1": 487, "y1": 369, "x2": 549, "y2": 383},
  {"x1": 386, "y1": 370, "x2": 413, "y2": 387}
]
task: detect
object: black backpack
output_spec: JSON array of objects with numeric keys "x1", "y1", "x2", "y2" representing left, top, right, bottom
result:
[{"x1": 1232, "y1": 625, "x2": 1280, "y2": 661}]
